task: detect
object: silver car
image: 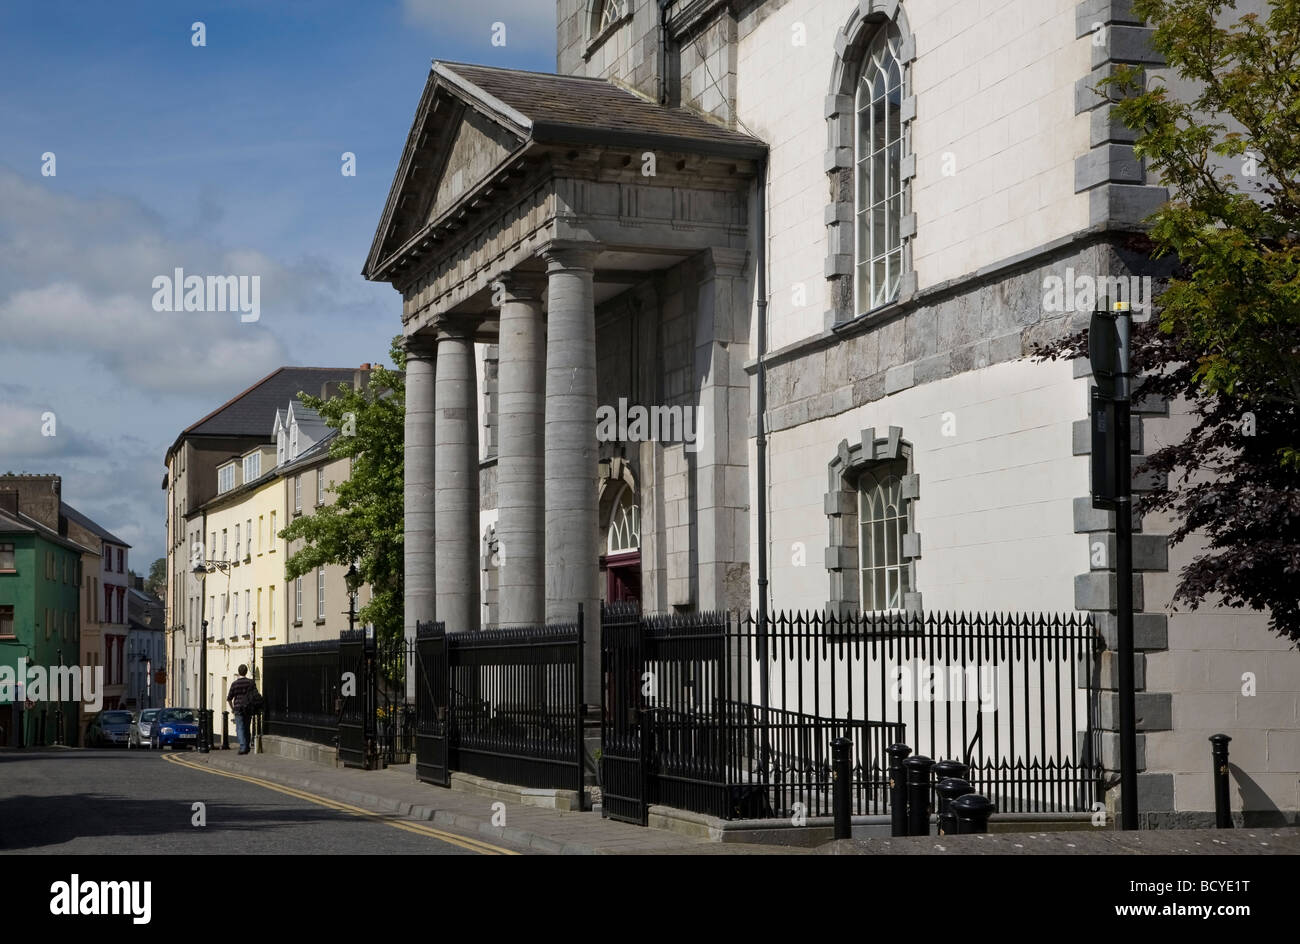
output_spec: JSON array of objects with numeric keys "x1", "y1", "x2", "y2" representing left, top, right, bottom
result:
[{"x1": 128, "y1": 708, "x2": 160, "y2": 749}]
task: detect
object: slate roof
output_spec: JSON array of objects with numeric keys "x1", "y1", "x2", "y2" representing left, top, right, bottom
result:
[
  {"x1": 0, "y1": 507, "x2": 97, "y2": 555},
  {"x1": 167, "y1": 367, "x2": 360, "y2": 458},
  {"x1": 60, "y1": 501, "x2": 130, "y2": 548},
  {"x1": 437, "y1": 62, "x2": 767, "y2": 160}
]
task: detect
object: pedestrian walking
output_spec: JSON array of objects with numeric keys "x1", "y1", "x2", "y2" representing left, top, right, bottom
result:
[{"x1": 226, "y1": 665, "x2": 259, "y2": 755}]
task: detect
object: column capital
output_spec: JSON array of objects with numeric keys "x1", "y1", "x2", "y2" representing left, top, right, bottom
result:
[
  {"x1": 401, "y1": 331, "x2": 437, "y2": 360},
  {"x1": 540, "y1": 240, "x2": 602, "y2": 273},
  {"x1": 431, "y1": 313, "x2": 479, "y2": 342},
  {"x1": 494, "y1": 269, "x2": 548, "y2": 304},
  {"x1": 697, "y1": 246, "x2": 749, "y2": 280}
]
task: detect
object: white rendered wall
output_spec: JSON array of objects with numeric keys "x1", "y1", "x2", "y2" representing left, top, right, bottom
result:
[
  {"x1": 754, "y1": 356, "x2": 1089, "y2": 614},
  {"x1": 736, "y1": 0, "x2": 1092, "y2": 351}
]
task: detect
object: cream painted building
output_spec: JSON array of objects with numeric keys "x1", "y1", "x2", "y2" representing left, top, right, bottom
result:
[
  {"x1": 197, "y1": 444, "x2": 284, "y2": 725},
  {"x1": 193, "y1": 397, "x2": 372, "y2": 735},
  {"x1": 277, "y1": 416, "x2": 371, "y2": 642},
  {"x1": 163, "y1": 366, "x2": 370, "y2": 711}
]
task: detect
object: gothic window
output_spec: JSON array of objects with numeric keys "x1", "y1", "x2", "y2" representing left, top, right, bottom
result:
[
  {"x1": 857, "y1": 459, "x2": 909, "y2": 610},
  {"x1": 825, "y1": 426, "x2": 921, "y2": 615},
  {"x1": 855, "y1": 28, "x2": 903, "y2": 314},
  {"x1": 607, "y1": 487, "x2": 641, "y2": 555},
  {"x1": 825, "y1": 3, "x2": 915, "y2": 325},
  {"x1": 596, "y1": 0, "x2": 626, "y2": 34}
]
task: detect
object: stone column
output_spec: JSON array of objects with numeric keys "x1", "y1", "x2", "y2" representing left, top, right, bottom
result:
[
  {"x1": 694, "y1": 247, "x2": 751, "y2": 611},
  {"x1": 543, "y1": 243, "x2": 600, "y2": 701},
  {"x1": 496, "y1": 272, "x2": 547, "y2": 627},
  {"x1": 403, "y1": 332, "x2": 437, "y2": 672},
  {"x1": 434, "y1": 326, "x2": 481, "y2": 632}
]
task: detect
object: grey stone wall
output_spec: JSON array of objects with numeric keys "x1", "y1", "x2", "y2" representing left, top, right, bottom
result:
[
  {"x1": 676, "y1": 6, "x2": 737, "y2": 125},
  {"x1": 557, "y1": 0, "x2": 662, "y2": 103}
]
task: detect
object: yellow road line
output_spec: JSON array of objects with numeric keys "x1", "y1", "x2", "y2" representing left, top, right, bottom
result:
[{"x1": 163, "y1": 752, "x2": 519, "y2": 855}]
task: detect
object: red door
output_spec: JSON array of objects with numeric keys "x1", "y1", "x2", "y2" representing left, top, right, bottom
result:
[{"x1": 603, "y1": 552, "x2": 641, "y2": 605}]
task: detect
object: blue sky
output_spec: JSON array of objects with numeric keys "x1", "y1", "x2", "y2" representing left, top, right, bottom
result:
[{"x1": 0, "y1": 0, "x2": 555, "y2": 570}]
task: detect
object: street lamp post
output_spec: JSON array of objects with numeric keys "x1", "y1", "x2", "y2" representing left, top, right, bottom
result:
[
  {"x1": 192, "y1": 558, "x2": 231, "y2": 754},
  {"x1": 346, "y1": 563, "x2": 359, "y2": 632},
  {"x1": 250, "y1": 620, "x2": 262, "y2": 754},
  {"x1": 55, "y1": 649, "x2": 64, "y2": 746}
]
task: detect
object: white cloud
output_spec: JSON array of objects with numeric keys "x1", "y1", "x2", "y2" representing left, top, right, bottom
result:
[{"x1": 0, "y1": 283, "x2": 287, "y2": 396}]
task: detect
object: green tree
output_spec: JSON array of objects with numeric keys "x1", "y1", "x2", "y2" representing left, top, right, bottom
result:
[
  {"x1": 279, "y1": 339, "x2": 405, "y2": 641},
  {"x1": 145, "y1": 557, "x2": 166, "y2": 597},
  {"x1": 1039, "y1": 0, "x2": 1300, "y2": 641}
]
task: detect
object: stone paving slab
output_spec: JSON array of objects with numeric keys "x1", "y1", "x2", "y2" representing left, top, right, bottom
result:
[
  {"x1": 819, "y1": 828, "x2": 1300, "y2": 855},
  {"x1": 183, "y1": 751, "x2": 786, "y2": 854}
]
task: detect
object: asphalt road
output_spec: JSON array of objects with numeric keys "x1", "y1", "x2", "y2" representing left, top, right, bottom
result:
[{"x1": 0, "y1": 747, "x2": 528, "y2": 855}]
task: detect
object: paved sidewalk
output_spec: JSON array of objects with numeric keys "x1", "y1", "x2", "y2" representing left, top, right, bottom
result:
[
  {"x1": 178, "y1": 750, "x2": 805, "y2": 854},
  {"x1": 820, "y1": 828, "x2": 1300, "y2": 855}
]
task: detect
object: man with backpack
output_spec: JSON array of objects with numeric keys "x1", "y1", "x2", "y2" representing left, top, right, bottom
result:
[{"x1": 226, "y1": 665, "x2": 261, "y2": 755}]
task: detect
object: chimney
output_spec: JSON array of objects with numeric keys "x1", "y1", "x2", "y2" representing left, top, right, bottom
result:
[
  {"x1": 132, "y1": 575, "x2": 145, "y2": 592},
  {"x1": 0, "y1": 491, "x2": 16, "y2": 515},
  {"x1": 0, "y1": 474, "x2": 60, "y2": 530}
]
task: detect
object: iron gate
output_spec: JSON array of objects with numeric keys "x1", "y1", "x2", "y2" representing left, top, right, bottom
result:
[
  {"x1": 414, "y1": 621, "x2": 449, "y2": 786},
  {"x1": 337, "y1": 630, "x2": 376, "y2": 769},
  {"x1": 600, "y1": 603, "x2": 648, "y2": 825}
]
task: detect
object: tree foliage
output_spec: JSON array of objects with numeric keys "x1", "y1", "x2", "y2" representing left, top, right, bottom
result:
[
  {"x1": 1037, "y1": 0, "x2": 1300, "y2": 642},
  {"x1": 145, "y1": 557, "x2": 167, "y2": 597},
  {"x1": 279, "y1": 338, "x2": 405, "y2": 641}
]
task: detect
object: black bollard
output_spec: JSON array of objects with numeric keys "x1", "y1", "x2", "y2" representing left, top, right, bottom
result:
[
  {"x1": 222, "y1": 710, "x2": 230, "y2": 750},
  {"x1": 887, "y1": 743, "x2": 912, "y2": 836},
  {"x1": 933, "y1": 759, "x2": 968, "y2": 783},
  {"x1": 951, "y1": 793, "x2": 995, "y2": 834},
  {"x1": 832, "y1": 737, "x2": 852, "y2": 840},
  {"x1": 936, "y1": 777, "x2": 975, "y2": 836},
  {"x1": 1210, "y1": 734, "x2": 1232, "y2": 829},
  {"x1": 904, "y1": 755, "x2": 935, "y2": 836}
]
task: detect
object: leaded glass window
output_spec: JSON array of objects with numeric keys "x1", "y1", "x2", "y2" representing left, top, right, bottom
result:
[
  {"x1": 855, "y1": 29, "x2": 903, "y2": 314},
  {"x1": 858, "y1": 460, "x2": 909, "y2": 610},
  {"x1": 598, "y1": 0, "x2": 626, "y2": 33}
]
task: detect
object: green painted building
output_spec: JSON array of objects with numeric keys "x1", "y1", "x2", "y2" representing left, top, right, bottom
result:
[{"x1": 0, "y1": 501, "x2": 86, "y2": 747}]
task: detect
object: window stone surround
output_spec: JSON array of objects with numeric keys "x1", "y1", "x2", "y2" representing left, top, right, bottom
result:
[
  {"x1": 824, "y1": 0, "x2": 917, "y2": 325},
  {"x1": 824, "y1": 425, "x2": 921, "y2": 617}
]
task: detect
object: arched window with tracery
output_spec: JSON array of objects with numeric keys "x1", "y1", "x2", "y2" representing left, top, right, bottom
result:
[
  {"x1": 855, "y1": 28, "x2": 903, "y2": 314},
  {"x1": 825, "y1": 2, "x2": 916, "y2": 325},
  {"x1": 607, "y1": 486, "x2": 640, "y2": 555},
  {"x1": 857, "y1": 459, "x2": 909, "y2": 610}
]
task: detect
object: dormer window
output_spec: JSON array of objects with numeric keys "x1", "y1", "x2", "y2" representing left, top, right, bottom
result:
[
  {"x1": 243, "y1": 451, "x2": 261, "y2": 483},
  {"x1": 217, "y1": 463, "x2": 236, "y2": 494},
  {"x1": 290, "y1": 425, "x2": 299, "y2": 459}
]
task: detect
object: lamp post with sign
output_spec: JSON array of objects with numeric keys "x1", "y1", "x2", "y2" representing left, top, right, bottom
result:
[{"x1": 1090, "y1": 297, "x2": 1138, "y2": 830}]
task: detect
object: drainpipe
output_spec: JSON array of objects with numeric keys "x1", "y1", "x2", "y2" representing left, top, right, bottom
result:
[
  {"x1": 754, "y1": 154, "x2": 771, "y2": 775},
  {"x1": 658, "y1": 0, "x2": 673, "y2": 105}
]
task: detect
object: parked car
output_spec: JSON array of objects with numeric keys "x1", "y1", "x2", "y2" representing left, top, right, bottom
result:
[
  {"x1": 86, "y1": 710, "x2": 135, "y2": 748},
  {"x1": 151, "y1": 708, "x2": 200, "y2": 750},
  {"x1": 128, "y1": 708, "x2": 160, "y2": 749}
]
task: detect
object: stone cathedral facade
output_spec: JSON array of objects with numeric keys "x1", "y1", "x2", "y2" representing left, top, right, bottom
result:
[{"x1": 365, "y1": 0, "x2": 1298, "y2": 825}]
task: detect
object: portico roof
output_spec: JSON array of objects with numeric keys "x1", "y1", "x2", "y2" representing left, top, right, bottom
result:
[{"x1": 363, "y1": 61, "x2": 766, "y2": 291}]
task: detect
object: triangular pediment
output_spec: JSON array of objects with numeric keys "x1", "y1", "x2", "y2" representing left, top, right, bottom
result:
[
  {"x1": 364, "y1": 63, "x2": 529, "y2": 280},
  {"x1": 427, "y1": 107, "x2": 522, "y2": 223}
]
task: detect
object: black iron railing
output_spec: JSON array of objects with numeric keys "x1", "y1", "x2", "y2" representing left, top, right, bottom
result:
[
  {"x1": 601, "y1": 605, "x2": 1103, "y2": 822},
  {"x1": 414, "y1": 616, "x2": 585, "y2": 794},
  {"x1": 263, "y1": 638, "x2": 341, "y2": 747}
]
